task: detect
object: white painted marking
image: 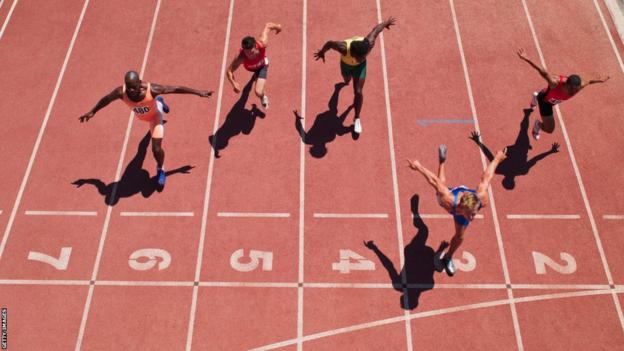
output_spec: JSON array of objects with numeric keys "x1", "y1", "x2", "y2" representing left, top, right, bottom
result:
[
  {"x1": 297, "y1": 2, "x2": 307, "y2": 349},
  {"x1": 0, "y1": 279, "x2": 88, "y2": 285},
  {"x1": 25, "y1": 210, "x2": 97, "y2": 216},
  {"x1": 120, "y1": 211, "x2": 193, "y2": 217},
  {"x1": 595, "y1": 0, "x2": 624, "y2": 73},
  {"x1": 506, "y1": 214, "x2": 580, "y2": 219},
  {"x1": 0, "y1": 0, "x2": 18, "y2": 41},
  {"x1": 532, "y1": 251, "x2": 577, "y2": 275},
  {"x1": 0, "y1": 0, "x2": 89, "y2": 261},
  {"x1": 0, "y1": 0, "x2": 5, "y2": 12},
  {"x1": 603, "y1": 215, "x2": 624, "y2": 220},
  {"x1": 185, "y1": 1, "x2": 235, "y2": 349},
  {"x1": 27, "y1": 247, "x2": 72, "y2": 270},
  {"x1": 97, "y1": 280, "x2": 192, "y2": 287},
  {"x1": 413, "y1": 213, "x2": 484, "y2": 219},
  {"x1": 453, "y1": 251, "x2": 476, "y2": 272},
  {"x1": 217, "y1": 212, "x2": 289, "y2": 218},
  {"x1": 230, "y1": 249, "x2": 273, "y2": 272},
  {"x1": 313, "y1": 213, "x2": 388, "y2": 219},
  {"x1": 75, "y1": 2, "x2": 161, "y2": 350},
  {"x1": 522, "y1": 0, "x2": 624, "y2": 332},
  {"x1": 449, "y1": 1, "x2": 523, "y2": 348},
  {"x1": 200, "y1": 281, "x2": 298, "y2": 288},
  {"x1": 128, "y1": 248, "x2": 171, "y2": 271},
  {"x1": 332, "y1": 249, "x2": 375, "y2": 274}
]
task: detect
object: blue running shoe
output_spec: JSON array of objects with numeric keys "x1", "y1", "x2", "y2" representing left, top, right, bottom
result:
[
  {"x1": 157, "y1": 168, "x2": 166, "y2": 186},
  {"x1": 156, "y1": 96, "x2": 169, "y2": 113}
]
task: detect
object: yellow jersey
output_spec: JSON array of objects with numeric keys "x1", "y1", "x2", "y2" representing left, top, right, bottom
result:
[{"x1": 340, "y1": 36, "x2": 365, "y2": 66}]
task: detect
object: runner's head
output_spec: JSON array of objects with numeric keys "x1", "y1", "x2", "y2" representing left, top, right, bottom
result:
[
  {"x1": 458, "y1": 192, "x2": 480, "y2": 220},
  {"x1": 242, "y1": 36, "x2": 257, "y2": 56},
  {"x1": 350, "y1": 39, "x2": 370, "y2": 63},
  {"x1": 566, "y1": 74, "x2": 582, "y2": 94},
  {"x1": 124, "y1": 71, "x2": 141, "y2": 96}
]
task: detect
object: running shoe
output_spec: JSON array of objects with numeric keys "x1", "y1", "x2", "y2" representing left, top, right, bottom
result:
[
  {"x1": 443, "y1": 257, "x2": 456, "y2": 277},
  {"x1": 354, "y1": 118, "x2": 362, "y2": 134},
  {"x1": 156, "y1": 96, "x2": 170, "y2": 114},
  {"x1": 530, "y1": 91, "x2": 538, "y2": 110},
  {"x1": 532, "y1": 119, "x2": 541, "y2": 140},
  {"x1": 157, "y1": 168, "x2": 166, "y2": 186},
  {"x1": 438, "y1": 144, "x2": 447, "y2": 163},
  {"x1": 433, "y1": 252, "x2": 445, "y2": 272},
  {"x1": 261, "y1": 95, "x2": 269, "y2": 110}
]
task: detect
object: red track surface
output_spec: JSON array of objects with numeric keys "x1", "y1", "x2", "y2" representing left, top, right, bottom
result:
[{"x1": 1, "y1": 0, "x2": 623, "y2": 349}]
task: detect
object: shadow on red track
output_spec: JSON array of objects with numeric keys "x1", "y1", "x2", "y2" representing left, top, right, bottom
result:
[{"x1": 71, "y1": 132, "x2": 194, "y2": 205}]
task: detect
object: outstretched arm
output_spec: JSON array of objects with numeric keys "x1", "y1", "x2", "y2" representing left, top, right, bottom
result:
[
  {"x1": 258, "y1": 22, "x2": 282, "y2": 47},
  {"x1": 151, "y1": 83, "x2": 212, "y2": 98},
  {"x1": 517, "y1": 48, "x2": 558, "y2": 88},
  {"x1": 527, "y1": 142, "x2": 559, "y2": 168},
  {"x1": 407, "y1": 159, "x2": 450, "y2": 196},
  {"x1": 314, "y1": 40, "x2": 346, "y2": 62},
  {"x1": 476, "y1": 148, "x2": 507, "y2": 201},
  {"x1": 580, "y1": 74, "x2": 610, "y2": 89},
  {"x1": 364, "y1": 16, "x2": 396, "y2": 50},
  {"x1": 79, "y1": 87, "x2": 122, "y2": 122},
  {"x1": 469, "y1": 131, "x2": 494, "y2": 162}
]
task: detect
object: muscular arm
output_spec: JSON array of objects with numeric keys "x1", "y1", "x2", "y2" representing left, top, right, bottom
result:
[
  {"x1": 226, "y1": 54, "x2": 245, "y2": 92},
  {"x1": 151, "y1": 83, "x2": 212, "y2": 97},
  {"x1": 475, "y1": 148, "x2": 507, "y2": 202},
  {"x1": 407, "y1": 159, "x2": 450, "y2": 197},
  {"x1": 79, "y1": 87, "x2": 122, "y2": 122},
  {"x1": 364, "y1": 16, "x2": 396, "y2": 51},
  {"x1": 258, "y1": 22, "x2": 282, "y2": 47},
  {"x1": 517, "y1": 48, "x2": 558, "y2": 88},
  {"x1": 314, "y1": 40, "x2": 346, "y2": 62}
]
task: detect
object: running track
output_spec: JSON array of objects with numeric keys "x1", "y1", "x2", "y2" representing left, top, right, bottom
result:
[{"x1": 0, "y1": 0, "x2": 623, "y2": 349}]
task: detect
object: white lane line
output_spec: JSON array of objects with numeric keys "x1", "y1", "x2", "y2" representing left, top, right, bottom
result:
[
  {"x1": 506, "y1": 214, "x2": 580, "y2": 219},
  {"x1": 0, "y1": 210, "x2": 2, "y2": 215},
  {"x1": 96, "y1": 280, "x2": 193, "y2": 287},
  {"x1": 0, "y1": 0, "x2": 18, "y2": 41},
  {"x1": 74, "y1": 2, "x2": 162, "y2": 351},
  {"x1": 413, "y1": 213, "x2": 484, "y2": 219},
  {"x1": 522, "y1": 0, "x2": 624, "y2": 334},
  {"x1": 595, "y1": 0, "x2": 624, "y2": 73},
  {"x1": 200, "y1": 282, "x2": 298, "y2": 288},
  {"x1": 0, "y1": 279, "x2": 89, "y2": 285},
  {"x1": 25, "y1": 211, "x2": 97, "y2": 216},
  {"x1": 449, "y1": 1, "x2": 523, "y2": 349},
  {"x1": 375, "y1": 0, "x2": 412, "y2": 349},
  {"x1": 0, "y1": 0, "x2": 4, "y2": 11},
  {"x1": 512, "y1": 284, "x2": 610, "y2": 290},
  {"x1": 313, "y1": 213, "x2": 388, "y2": 219},
  {"x1": 603, "y1": 215, "x2": 624, "y2": 220},
  {"x1": 217, "y1": 212, "x2": 289, "y2": 218},
  {"x1": 185, "y1": 1, "x2": 235, "y2": 350},
  {"x1": 120, "y1": 211, "x2": 194, "y2": 217},
  {"x1": 0, "y1": 0, "x2": 89, "y2": 261},
  {"x1": 297, "y1": 1, "x2": 307, "y2": 350},
  {"x1": 251, "y1": 289, "x2": 614, "y2": 350}
]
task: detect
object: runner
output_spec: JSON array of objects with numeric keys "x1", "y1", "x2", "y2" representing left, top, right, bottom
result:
[
  {"x1": 227, "y1": 22, "x2": 282, "y2": 110},
  {"x1": 407, "y1": 145, "x2": 507, "y2": 276},
  {"x1": 313, "y1": 17, "x2": 396, "y2": 135},
  {"x1": 517, "y1": 48, "x2": 609, "y2": 140},
  {"x1": 78, "y1": 70, "x2": 212, "y2": 186}
]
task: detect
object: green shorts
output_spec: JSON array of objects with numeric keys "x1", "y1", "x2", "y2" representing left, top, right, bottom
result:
[{"x1": 340, "y1": 60, "x2": 367, "y2": 80}]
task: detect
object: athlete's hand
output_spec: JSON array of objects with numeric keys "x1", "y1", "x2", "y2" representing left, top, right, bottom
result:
[
  {"x1": 469, "y1": 131, "x2": 481, "y2": 142},
  {"x1": 293, "y1": 110, "x2": 303, "y2": 120},
  {"x1": 200, "y1": 90, "x2": 213, "y2": 97},
  {"x1": 79, "y1": 111, "x2": 94, "y2": 123},
  {"x1": 363, "y1": 240, "x2": 377, "y2": 250},
  {"x1": 232, "y1": 82, "x2": 241, "y2": 94},
  {"x1": 495, "y1": 148, "x2": 508, "y2": 160},
  {"x1": 598, "y1": 75, "x2": 610, "y2": 83},
  {"x1": 516, "y1": 48, "x2": 528, "y2": 60},
  {"x1": 406, "y1": 159, "x2": 420, "y2": 170},
  {"x1": 384, "y1": 16, "x2": 396, "y2": 29},
  {"x1": 274, "y1": 24, "x2": 282, "y2": 34},
  {"x1": 314, "y1": 50, "x2": 325, "y2": 63},
  {"x1": 551, "y1": 142, "x2": 560, "y2": 153}
]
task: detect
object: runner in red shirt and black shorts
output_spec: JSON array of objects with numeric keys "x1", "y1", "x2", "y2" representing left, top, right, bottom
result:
[
  {"x1": 517, "y1": 48, "x2": 609, "y2": 140},
  {"x1": 227, "y1": 22, "x2": 282, "y2": 110}
]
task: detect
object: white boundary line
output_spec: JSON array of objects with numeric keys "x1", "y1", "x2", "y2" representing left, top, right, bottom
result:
[
  {"x1": 313, "y1": 213, "x2": 388, "y2": 218},
  {"x1": 24, "y1": 211, "x2": 97, "y2": 216},
  {"x1": 96, "y1": 280, "x2": 194, "y2": 287},
  {"x1": 297, "y1": 1, "x2": 307, "y2": 350},
  {"x1": 521, "y1": 0, "x2": 624, "y2": 334},
  {"x1": 184, "y1": 0, "x2": 235, "y2": 349},
  {"x1": 506, "y1": 214, "x2": 580, "y2": 219},
  {"x1": 217, "y1": 212, "x2": 289, "y2": 218},
  {"x1": 0, "y1": 0, "x2": 18, "y2": 41},
  {"x1": 200, "y1": 281, "x2": 299, "y2": 288},
  {"x1": 449, "y1": 1, "x2": 523, "y2": 349},
  {"x1": 74, "y1": 1, "x2": 162, "y2": 350},
  {"x1": 603, "y1": 215, "x2": 624, "y2": 220},
  {"x1": 120, "y1": 211, "x2": 194, "y2": 217},
  {"x1": 595, "y1": 0, "x2": 624, "y2": 73},
  {"x1": 0, "y1": 0, "x2": 5, "y2": 12},
  {"x1": 413, "y1": 213, "x2": 484, "y2": 219},
  {"x1": 375, "y1": 0, "x2": 412, "y2": 349},
  {"x1": 0, "y1": 0, "x2": 89, "y2": 260}
]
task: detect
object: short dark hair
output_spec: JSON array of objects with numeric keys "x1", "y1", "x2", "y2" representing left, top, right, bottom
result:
[
  {"x1": 350, "y1": 40, "x2": 370, "y2": 58},
  {"x1": 567, "y1": 74, "x2": 582, "y2": 87},
  {"x1": 242, "y1": 36, "x2": 256, "y2": 50}
]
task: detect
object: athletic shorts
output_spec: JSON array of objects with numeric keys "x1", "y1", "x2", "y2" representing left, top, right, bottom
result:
[
  {"x1": 252, "y1": 64, "x2": 268, "y2": 79},
  {"x1": 536, "y1": 91, "x2": 554, "y2": 117},
  {"x1": 340, "y1": 60, "x2": 366, "y2": 79}
]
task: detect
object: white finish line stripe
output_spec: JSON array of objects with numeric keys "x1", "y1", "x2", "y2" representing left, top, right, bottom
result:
[
  {"x1": 603, "y1": 215, "x2": 624, "y2": 220},
  {"x1": 25, "y1": 211, "x2": 97, "y2": 216},
  {"x1": 313, "y1": 213, "x2": 388, "y2": 219},
  {"x1": 506, "y1": 214, "x2": 580, "y2": 219},
  {"x1": 413, "y1": 214, "x2": 484, "y2": 219},
  {"x1": 120, "y1": 211, "x2": 194, "y2": 217},
  {"x1": 217, "y1": 212, "x2": 290, "y2": 218}
]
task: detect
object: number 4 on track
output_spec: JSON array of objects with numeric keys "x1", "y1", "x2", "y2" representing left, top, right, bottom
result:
[{"x1": 332, "y1": 249, "x2": 375, "y2": 274}]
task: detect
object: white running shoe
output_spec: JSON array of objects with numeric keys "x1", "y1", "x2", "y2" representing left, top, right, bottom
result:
[
  {"x1": 438, "y1": 144, "x2": 447, "y2": 163},
  {"x1": 532, "y1": 119, "x2": 541, "y2": 140},
  {"x1": 354, "y1": 118, "x2": 362, "y2": 134},
  {"x1": 530, "y1": 91, "x2": 539, "y2": 110},
  {"x1": 261, "y1": 95, "x2": 269, "y2": 110}
]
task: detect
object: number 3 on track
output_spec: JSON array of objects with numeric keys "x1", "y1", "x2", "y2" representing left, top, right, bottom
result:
[{"x1": 332, "y1": 249, "x2": 375, "y2": 274}]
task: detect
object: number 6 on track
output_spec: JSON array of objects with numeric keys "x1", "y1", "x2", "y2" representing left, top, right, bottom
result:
[
  {"x1": 128, "y1": 248, "x2": 171, "y2": 271},
  {"x1": 230, "y1": 249, "x2": 273, "y2": 272}
]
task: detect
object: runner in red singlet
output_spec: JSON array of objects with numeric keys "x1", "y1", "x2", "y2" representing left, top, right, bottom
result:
[
  {"x1": 227, "y1": 22, "x2": 282, "y2": 110},
  {"x1": 79, "y1": 71, "x2": 212, "y2": 186},
  {"x1": 517, "y1": 48, "x2": 610, "y2": 140}
]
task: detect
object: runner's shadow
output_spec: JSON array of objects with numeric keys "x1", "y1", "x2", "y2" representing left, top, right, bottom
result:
[
  {"x1": 209, "y1": 76, "x2": 265, "y2": 158},
  {"x1": 365, "y1": 195, "x2": 444, "y2": 310},
  {"x1": 469, "y1": 108, "x2": 560, "y2": 190},
  {"x1": 71, "y1": 132, "x2": 195, "y2": 206},
  {"x1": 294, "y1": 82, "x2": 354, "y2": 158}
]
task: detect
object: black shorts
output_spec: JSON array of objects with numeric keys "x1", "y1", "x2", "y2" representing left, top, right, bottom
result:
[
  {"x1": 252, "y1": 64, "x2": 268, "y2": 79},
  {"x1": 537, "y1": 91, "x2": 554, "y2": 117}
]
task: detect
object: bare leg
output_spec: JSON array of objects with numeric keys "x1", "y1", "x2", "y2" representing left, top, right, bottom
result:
[
  {"x1": 353, "y1": 75, "x2": 365, "y2": 119},
  {"x1": 446, "y1": 232, "x2": 463, "y2": 258}
]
